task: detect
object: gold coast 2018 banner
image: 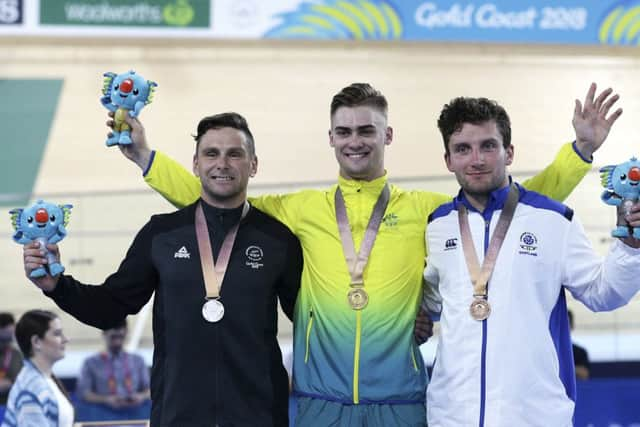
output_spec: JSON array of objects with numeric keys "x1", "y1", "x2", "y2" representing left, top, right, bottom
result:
[{"x1": 2, "y1": 0, "x2": 640, "y2": 46}]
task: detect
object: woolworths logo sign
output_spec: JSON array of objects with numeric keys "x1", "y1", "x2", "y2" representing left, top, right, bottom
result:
[{"x1": 40, "y1": 0, "x2": 209, "y2": 27}]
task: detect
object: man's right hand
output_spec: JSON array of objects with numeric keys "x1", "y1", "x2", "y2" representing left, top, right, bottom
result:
[
  {"x1": 23, "y1": 241, "x2": 61, "y2": 292},
  {"x1": 106, "y1": 111, "x2": 152, "y2": 172}
]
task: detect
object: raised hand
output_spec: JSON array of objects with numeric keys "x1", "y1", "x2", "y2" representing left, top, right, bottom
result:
[
  {"x1": 572, "y1": 82, "x2": 623, "y2": 160},
  {"x1": 106, "y1": 111, "x2": 152, "y2": 171}
]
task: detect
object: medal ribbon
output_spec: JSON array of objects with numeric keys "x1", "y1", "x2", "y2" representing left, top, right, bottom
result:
[
  {"x1": 335, "y1": 183, "x2": 390, "y2": 288},
  {"x1": 195, "y1": 201, "x2": 250, "y2": 300},
  {"x1": 0, "y1": 348, "x2": 11, "y2": 378},
  {"x1": 458, "y1": 184, "x2": 519, "y2": 299},
  {"x1": 102, "y1": 352, "x2": 133, "y2": 395}
]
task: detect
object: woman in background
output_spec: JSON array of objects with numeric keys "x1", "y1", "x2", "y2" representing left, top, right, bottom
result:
[{"x1": 1, "y1": 309, "x2": 73, "y2": 427}]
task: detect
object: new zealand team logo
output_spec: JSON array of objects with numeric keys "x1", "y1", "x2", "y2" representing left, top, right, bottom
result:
[
  {"x1": 519, "y1": 232, "x2": 538, "y2": 256},
  {"x1": 245, "y1": 245, "x2": 264, "y2": 269}
]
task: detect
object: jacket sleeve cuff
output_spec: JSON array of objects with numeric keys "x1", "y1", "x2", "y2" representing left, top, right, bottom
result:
[
  {"x1": 142, "y1": 150, "x2": 156, "y2": 177},
  {"x1": 572, "y1": 141, "x2": 593, "y2": 164}
]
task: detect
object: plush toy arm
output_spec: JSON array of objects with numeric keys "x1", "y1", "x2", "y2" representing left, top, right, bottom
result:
[
  {"x1": 48, "y1": 224, "x2": 67, "y2": 244},
  {"x1": 601, "y1": 190, "x2": 622, "y2": 206},
  {"x1": 12, "y1": 231, "x2": 32, "y2": 244},
  {"x1": 130, "y1": 101, "x2": 146, "y2": 117},
  {"x1": 101, "y1": 96, "x2": 117, "y2": 112}
]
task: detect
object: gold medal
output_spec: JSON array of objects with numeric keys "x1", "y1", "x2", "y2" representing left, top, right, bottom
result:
[
  {"x1": 347, "y1": 287, "x2": 369, "y2": 310},
  {"x1": 470, "y1": 297, "x2": 491, "y2": 321}
]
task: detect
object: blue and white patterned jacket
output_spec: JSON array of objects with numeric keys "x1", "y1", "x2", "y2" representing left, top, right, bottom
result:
[{"x1": 1, "y1": 360, "x2": 59, "y2": 427}]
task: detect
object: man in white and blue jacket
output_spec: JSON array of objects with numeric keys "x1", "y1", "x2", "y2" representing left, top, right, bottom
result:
[{"x1": 423, "y1": 89, "x2": 640, "y2": 427}]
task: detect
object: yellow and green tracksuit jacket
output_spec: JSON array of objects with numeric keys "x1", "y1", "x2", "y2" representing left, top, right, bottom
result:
[{"x1": 143, "y1": 142, "x2": 590, "y2": 405}]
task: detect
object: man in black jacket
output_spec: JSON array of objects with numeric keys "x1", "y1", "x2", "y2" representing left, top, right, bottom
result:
[{"x1": 22, "y1": 113, "x2": 303, "y2": 427}]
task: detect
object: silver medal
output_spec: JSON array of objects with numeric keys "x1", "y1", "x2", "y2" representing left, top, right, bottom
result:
[{"x1": 202, "y1": 299, "x2": 225, "y2": 322}]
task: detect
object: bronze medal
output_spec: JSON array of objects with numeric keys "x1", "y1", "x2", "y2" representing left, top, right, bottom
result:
[
  {"x1": 469, "y1": 297, "x2": 491, "y2": 321},
  {"x1": 347, "y1": 287, "x2": 369, "y2": 310}
]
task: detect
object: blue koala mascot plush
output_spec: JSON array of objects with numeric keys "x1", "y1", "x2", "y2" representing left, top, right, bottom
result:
[
  {"x1": 10, "y1": 200, "x2": 73, "y2": 278},
  {"x1": 101, "y1": 70, "x2": 157, "y2": 146},
  {"x1": 600, "y1": 157, "x2": 640, "y2": 239}
]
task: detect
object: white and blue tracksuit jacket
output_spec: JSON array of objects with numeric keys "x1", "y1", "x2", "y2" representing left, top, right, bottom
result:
[
  {"x1": 1, "y1": 361, "x2": 60, "y2": 427},
  {"x1": 423, "y1": 182, "x2": 640, "y2": 427}
]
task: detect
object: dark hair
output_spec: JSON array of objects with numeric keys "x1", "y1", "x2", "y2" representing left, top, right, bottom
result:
[
  {"x1": 15, "y1": 310, "x2": 58, "y2": 358},
  {"x1": 438, "y1": 97, "x2": 511, "y2": 154},
  {"x1": 330, "y1": 83, "x2": 388, "y2": 118},
  {"x1": 193, "y1": 112, "x2": 256, "y2": 158},
  {"x1": 0, "y1": 312, "x2": 15, "y2": 328}
]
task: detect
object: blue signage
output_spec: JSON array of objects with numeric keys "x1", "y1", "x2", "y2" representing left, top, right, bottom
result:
[
  {"x1": 264, "y1": 0, "x2": 640, "y2": 46},
  {"x1": 0, "y1": 0, "x2": 22, "y2": 25}
]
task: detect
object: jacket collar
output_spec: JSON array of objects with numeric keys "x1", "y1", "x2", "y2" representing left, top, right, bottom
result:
[
  {"x1": 337, "y1": 172, "x2": 388, "y2": 196},
  {"x1": 454, "y1": 178, "x2": 523, "y2": 220}
]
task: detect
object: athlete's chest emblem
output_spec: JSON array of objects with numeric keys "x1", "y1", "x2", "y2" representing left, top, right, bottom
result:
[
  {"x1": 518, "y1": 232, "x2": 538, "y2": 256},
  {"x1": 445, "y1": 238, "x2": 458, "y2": 251},
  {"x1": 245, "y1": 245, "x2": 264, "y2": 269},
  {"x1": 382, "y1": 213, "x2": 398, "y2": 227},
  {"x1": 174, "y1": 246, "x2": 191, "y2": 259}
]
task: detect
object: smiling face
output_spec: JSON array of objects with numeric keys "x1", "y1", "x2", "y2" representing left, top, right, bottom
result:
[
  {"x1": 612, "y1": 161, "x2": 640, "y2": 199},
  {"x1": 445, "y1": 120, "x2": 513, "y2": 210},
  {"x1": 329, "y1": 105, "x2": 392, "y2": 181},
  {"x1": 110, "y1": 72, "x2": 150, "y2": 109},
  {"x1": 18, "y1": 202, "x2": 64, "y2": 239},
  {"x1": 193, "y1": 127, "x2": 258, "y2": 208}
]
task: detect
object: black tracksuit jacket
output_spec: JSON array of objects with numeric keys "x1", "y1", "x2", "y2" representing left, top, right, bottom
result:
[{"x1": 46, "y1": 200, "x2": 303, "y2": 427}]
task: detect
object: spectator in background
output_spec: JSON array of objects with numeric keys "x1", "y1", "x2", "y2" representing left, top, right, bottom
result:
[
  {"x1": 569, "y1": 309, "x2": 591, "y2": 380},
  {"x1": 1, "y1": 310, "x2": 73, "y2": 427},
  {"x1": 76, "y1": 319, "x2": 150, "y2": 416},
  {"x1": 0, "y1": 313, "x2": 23, "y2": 406}
]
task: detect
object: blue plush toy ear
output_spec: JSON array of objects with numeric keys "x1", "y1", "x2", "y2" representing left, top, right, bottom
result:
[
  {"x1": 60, "y1": 204, "x2": 73, "y2": 227},
  {"x1": 599, "y1": 165, "x2": 615, "y2": 190},
  {"x1": 145, "y1": 81, "x2": 158, "y2": 105},
  {"x1": 102, "y1": 72, "x2": 117, "y2": 96},
  {"x1": 9, "y1": 208, "x2": 22, "y2": 231}
]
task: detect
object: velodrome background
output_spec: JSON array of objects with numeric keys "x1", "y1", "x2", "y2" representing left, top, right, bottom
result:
[{"x1": 1, "y1": 36, "x2": 639, "y2": 365}]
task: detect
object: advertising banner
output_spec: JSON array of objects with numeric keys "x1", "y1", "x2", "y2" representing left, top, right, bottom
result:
[
  {"x1": 40, "y1": 0, "x2": 209, "y2": 28},
  {"x1": 2, "y1": 1, "x2": 640, "y2": 46},
  {"x1": 252, "y1": 0, "x2": 640, "y2": 45}
]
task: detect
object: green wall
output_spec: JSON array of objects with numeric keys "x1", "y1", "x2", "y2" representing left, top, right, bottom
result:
[{"x1": 0, "y1": 79, "x2": 63, "y2": 207}]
